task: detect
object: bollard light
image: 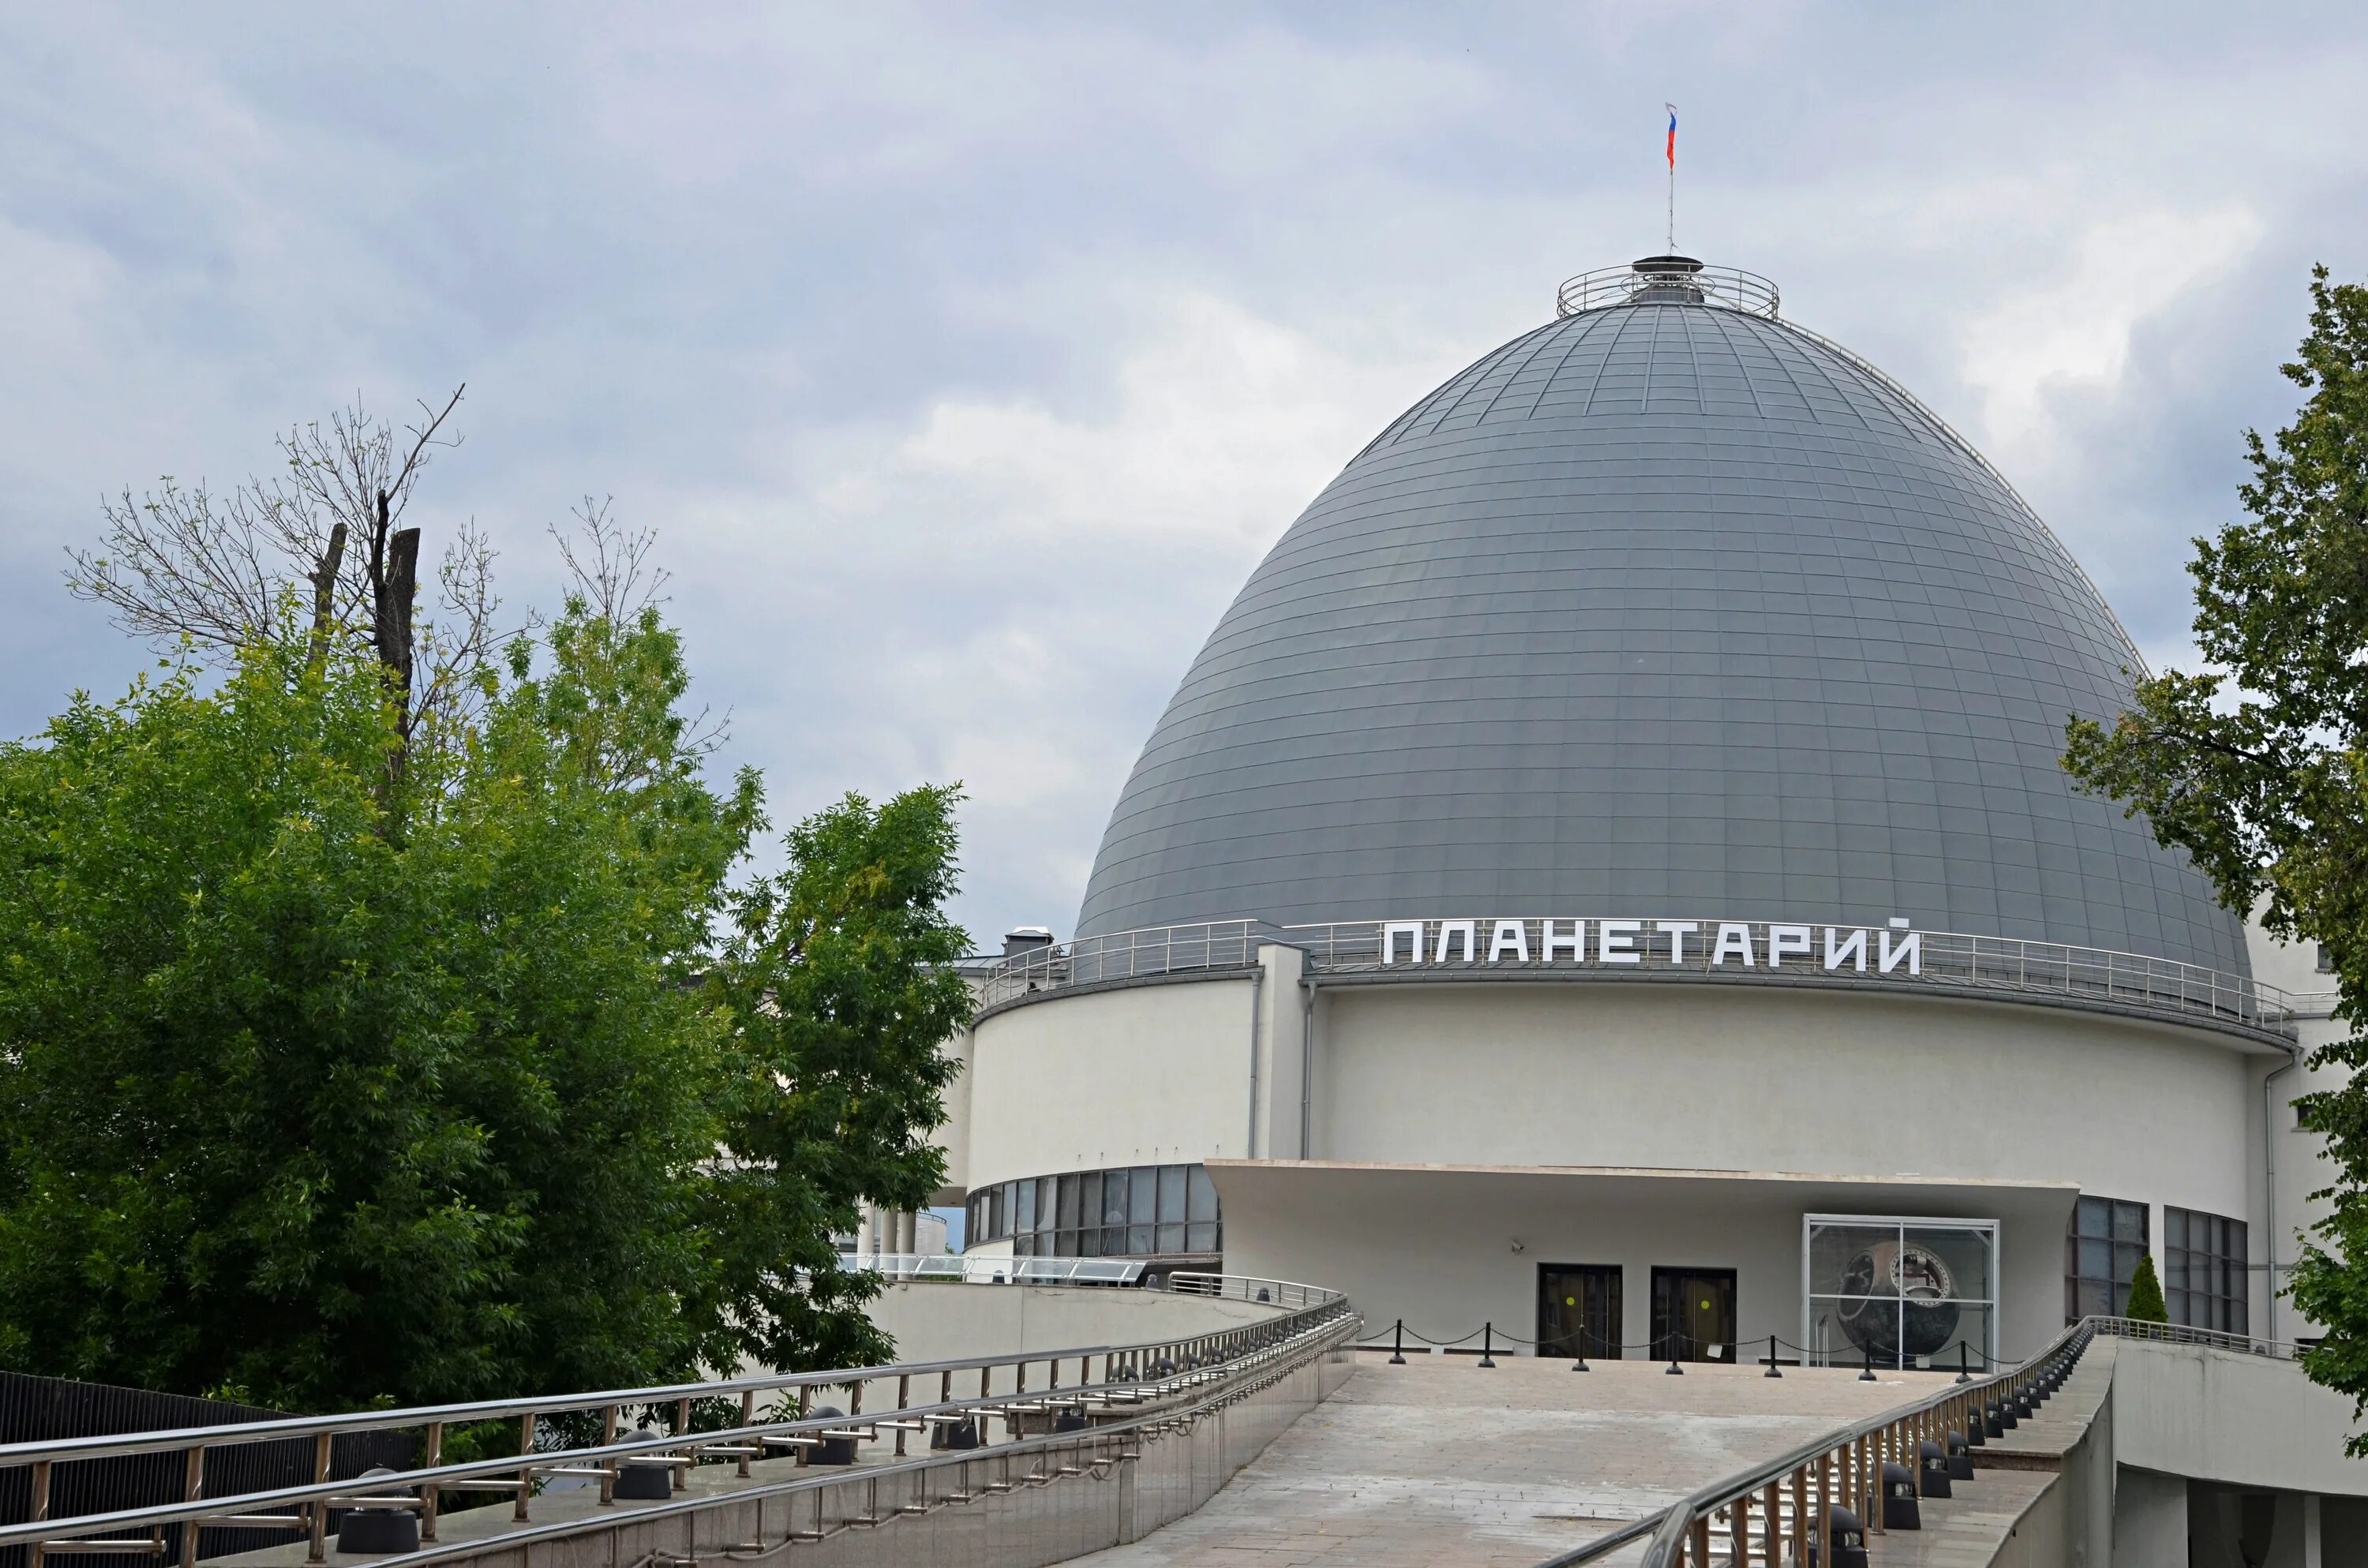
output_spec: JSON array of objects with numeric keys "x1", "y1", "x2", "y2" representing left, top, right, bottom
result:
[
  {"x1": 1820, "y1": 1504, "x2": 1870, "y2": 1568},
  {"x1": 805, "y1": 1406, "x2": 860, "y2": 1466},
  {"x1": 1944, "y1": 1428, "x2": 1975, "y2": 1480},
  {"x1": 336, "y1": 1467, "x2": 422, "y2": 1555},
  {"x1": 613, "y1": 1458, "x2": 673, "y2": 1500},
  {"x1": 1916, "y1": 1439, "x2": 1954, "y2": 1499},
  {"x1": 1879, "y1": 1461, "x2": 1921, "y2": 1530}
]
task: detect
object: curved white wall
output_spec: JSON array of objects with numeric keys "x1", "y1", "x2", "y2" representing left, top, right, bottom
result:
[
  {"x1": 964, "y1": 972, "x2": 2258, "y2": 1225},
  {"x1": 965, "y1": 977, "x2": 1261, "y2": 1189},
  {"x1": 1310, "y1": 981, "x2": 2256, "y2": 1221}
]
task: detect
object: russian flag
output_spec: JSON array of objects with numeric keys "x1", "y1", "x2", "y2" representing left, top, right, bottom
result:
[{"x1": 1665, "y1": 103, "x2": 1677, "y2": 169}]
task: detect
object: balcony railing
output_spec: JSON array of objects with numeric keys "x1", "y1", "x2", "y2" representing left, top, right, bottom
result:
[
  {"x1": 967, "y1": 919, "x2": 1268, "y2": 1011},
  {"x1": 843, "y1": 1253, "x2": 1145, "y2": 1286},
  {"x1": 1287, "y1": 918, "x2": 2295, "y2": 1046},
  {"x1": 966, "y1": 917, "x2": 2299, "y2": 1046}
]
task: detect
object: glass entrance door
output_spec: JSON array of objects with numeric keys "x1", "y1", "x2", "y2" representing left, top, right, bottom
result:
[
  {"x1": 1537, "y1": 1264, "x2": 1623, "y2": 1360},
  {"x1": 1651, "y1": 1267, "x2": 1737, "y2": 1363}
]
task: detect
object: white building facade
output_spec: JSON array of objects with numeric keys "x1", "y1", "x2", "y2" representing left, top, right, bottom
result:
[{"x1": 931, "y1": 257, "x2": 2349, "y2": 1370}]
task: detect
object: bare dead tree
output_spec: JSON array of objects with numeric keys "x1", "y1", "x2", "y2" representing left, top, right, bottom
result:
[
  {"x1": 551, "y1": 496, "x2": 670, "y2": 627},
  {"x1": 549, "y1": 499, "x2": 727, "y2": 769},
  {"x1": 66, "y1": 387, "x2": 493, "y2": 762}
]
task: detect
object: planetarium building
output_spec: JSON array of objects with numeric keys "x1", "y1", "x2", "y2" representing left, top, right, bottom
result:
[{"x1": 930, "y1": 256, "x2": 2336, "y2": 1372}]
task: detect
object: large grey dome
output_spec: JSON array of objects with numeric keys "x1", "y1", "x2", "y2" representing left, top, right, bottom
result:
[{"x1": 1075, "y1": 262, "x2": 2249, "y2": 975}]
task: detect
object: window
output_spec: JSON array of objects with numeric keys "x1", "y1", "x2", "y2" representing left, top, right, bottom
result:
[
  {"x1": 2165, "y1": 1207, "x2": 2248, "y2": 1334},
  {"x1": 1804, "y1": 1215, "x2": 1997, "y2": 1371},
  {"x1": 961, "y1": 1163, "x2": 1221, "y2": 1258},
  {"x1": 2317, "y1": 943, "x2": 2336, "y2": 974},
  {"x1": 2066, "y1": 1196, "x2": 2149, "y2": 1323}
]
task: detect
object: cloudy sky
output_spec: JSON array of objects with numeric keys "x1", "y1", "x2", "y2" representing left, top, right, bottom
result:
[{"x1": 2, "y1": 3, "x2": 2362, "y2": 947}]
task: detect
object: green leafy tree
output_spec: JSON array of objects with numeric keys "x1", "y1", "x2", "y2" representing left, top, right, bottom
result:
[
  {"x1": 701, "y1": 785, "x2": 975, "y2": 1374},
  {"x1": 0, "y1": 497, "x2": 969, "y2": 1409},
  {"x1": 2125, "y1": 1255, "x2": 2170, "y2": 1324},
  {"x1": 2063, "y1": 265, "x2": 2368, "y2": 1442}
]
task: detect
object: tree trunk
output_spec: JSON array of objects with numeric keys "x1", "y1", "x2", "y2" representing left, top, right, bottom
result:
[
  {"x1": 305, "y1": 521, "x2": 348, "y2": 672},
  {"x1": 372, "y1": 489, "x2": 420, "y2": 721}
]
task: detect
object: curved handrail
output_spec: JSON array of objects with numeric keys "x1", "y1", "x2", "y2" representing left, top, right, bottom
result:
[
  {"x1": 1541, "y1": 1312, "x2": 2306, "y2": 1567},
  {"x1": 0, "y1": 1292, "x2": 1362, "y2": 1558}
]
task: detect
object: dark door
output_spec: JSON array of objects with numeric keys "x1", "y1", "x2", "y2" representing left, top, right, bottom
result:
[
  {"x1": 1651, "y1": 1267, "x2": 1738, "y2": 1363},
  {"x1": 1537, "y1": 1265, "x2": 1623, "y2": 1360}
]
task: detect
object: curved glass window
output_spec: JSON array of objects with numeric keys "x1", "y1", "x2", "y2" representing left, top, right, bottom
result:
[{"x1": 965, "y1": 1165, "x2": 1219, "y2": 1258}]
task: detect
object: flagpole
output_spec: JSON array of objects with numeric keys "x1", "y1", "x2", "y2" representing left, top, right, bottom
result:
[{"x1": 1665, "y1": 102, "x2": 1677, "y2": 252}]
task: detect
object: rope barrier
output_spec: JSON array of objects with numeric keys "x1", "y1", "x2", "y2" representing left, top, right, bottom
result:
[{"x1": 1369, "y1": 1319, "x2": 2020, "y2": 1375}]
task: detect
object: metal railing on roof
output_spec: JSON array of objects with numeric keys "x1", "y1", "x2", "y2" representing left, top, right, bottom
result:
[
  {"x1": 1169, "y1": 1272, "x2": 1341, "y2": 1312},
  {"x1": 844, "y1": 1253, "x2": 1145, "y2": 1285},
  {"x1": 966, "y1": 919, "x2": 1269, "y2": 1011},
  {"x1": 1287, "y1": 918, "x2": 2295, "y2": 1046},
  {"x1": 0, "y1": 1287, "x2": 1359, "y2": 1568},
  {"x1": 966, "y1": 918, "x2": 2295, "y2": 1046},
  {"x1": 1557, "y1": 263, "x2": 1781, "y2": 320}
]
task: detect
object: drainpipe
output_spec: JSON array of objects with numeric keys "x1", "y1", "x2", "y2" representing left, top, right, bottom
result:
[
  {"x1": 1246, "y1": 966, "x2": 1264, "y2": 1159},
  {"x1": 1299, "y1": 984, "x2": 1315, "y2": 1159},
  {"x1": 2265, "y1": 1042, "x2": 2302, "y2": 1342}
]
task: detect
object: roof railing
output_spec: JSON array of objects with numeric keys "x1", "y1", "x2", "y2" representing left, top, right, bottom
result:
[
  {"x1": 844, "y1": 1253, "x2": 1146, "y2": 1285},
  {"x1": 963, "y1": 916, "x2": 2295, "y2": 1046},
  {"x1": 965, "y1": 919, "x2": 1272, "y2": 1011},
  {"x1": 1557, "y1": 262, "x2": 1781, "y2": 320},
  {"x1": 1283, "y1": 919, "x2": 2293, "y2": 1046}
]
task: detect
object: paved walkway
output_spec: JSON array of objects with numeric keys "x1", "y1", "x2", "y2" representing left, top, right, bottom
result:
[{"x1": 1075, "y1": 1349, "x2": 1946, "y2": 1567}]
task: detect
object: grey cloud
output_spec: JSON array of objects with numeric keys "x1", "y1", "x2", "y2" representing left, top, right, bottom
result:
[{"x1": 3, "y1": 2, "x2": 2365, "y2": 945}]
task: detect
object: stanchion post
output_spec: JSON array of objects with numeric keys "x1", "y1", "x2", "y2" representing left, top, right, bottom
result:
[
  {"x1": 1859, "y1": 1342, "x2": 1877, "y2": 1382},
  {"x1": 1478, "y1": 1322, "x2": 1497, "y2": 1368},
  {"x1": 1665, "y1": 1331, "x2": 1684, "y2": 1375},
  {"x1": 1765, "y1": 1334, "x2": 1782, "y2": 1378},
  {"x1": 1389, "y1": 1319, "x2": 1406, "y2": 1365},
  {"x1": 1957, "y1": 1343, "x2": 1971, "y2": 1384}
]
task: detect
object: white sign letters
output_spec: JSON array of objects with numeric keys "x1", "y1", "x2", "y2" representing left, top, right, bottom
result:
[{"x1": 1374, "y1": 917, "x2": 1921, "y2": 977}]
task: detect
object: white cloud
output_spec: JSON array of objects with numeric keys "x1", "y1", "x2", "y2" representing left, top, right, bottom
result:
[{"x1": 1958, "y1": 205, "x2": 2265, "y2": 469}]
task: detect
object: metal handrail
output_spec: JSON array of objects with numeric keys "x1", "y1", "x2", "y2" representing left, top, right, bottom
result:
[
  {"x1": 1168, "y1": 1272, "x2": 1342, "y2": 1311},
  {"x1": 959, "y1": 916, "x2": 2291, "y2": 1045},
  {"x1": 1542, "y1": 1318, "x2": 2093, "y2": 1567},
  {"x1": 1546, "y1": 1312, "x2": 2306, "y2": 1567},
  {"x1": 1287, "y1": 918, "x2": 2295, "y2": 1046},
  {"x1": 844, "y1": 1253, "x2": 1146, "y2": 1285},
  {"x1": 1557, "y1": 264, "x2": 1781, "y2": 320},
  {"x1": 966, "y1": 919, "x2": 1272, "y2": 1011},
  {"x1": 2089, "y1": 1314, "x2": 2305, "y2": 1360},
  {"x1": 287, "y1": 1312, "x2": 1361, "y2": 1568},
  {"x1": 2, "y1": 1291, "x2": 1360, "y2": 1563}
]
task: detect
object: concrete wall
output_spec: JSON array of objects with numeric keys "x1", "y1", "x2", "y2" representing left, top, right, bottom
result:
[
  {"x1": 2113, "y1": 1339, "x2": 2368, "y2": 1498},
  {"x1": 965, "y1": 975, "x2": 1261, "y2": 1187},
  {"x1": 1310, "y1": 982, "x2": 2256, "y2": 1224},
  {"x1": 862, "y1": 1282, "x2": 1283, "y2": 1367},
  {"x1": 2113, "y1": 1467, "x2": 2186, "y2": 1566}
]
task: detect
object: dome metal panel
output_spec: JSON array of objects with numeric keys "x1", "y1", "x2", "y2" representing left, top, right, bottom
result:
[{"x1": 1073, "y1": 294, "x2": 2248, "y2": 975}]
